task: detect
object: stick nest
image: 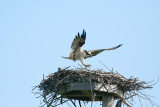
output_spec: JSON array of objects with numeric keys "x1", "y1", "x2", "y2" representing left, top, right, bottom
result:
[{"x1": 33, "y1": 67, "x2": 155, "y2": 107}]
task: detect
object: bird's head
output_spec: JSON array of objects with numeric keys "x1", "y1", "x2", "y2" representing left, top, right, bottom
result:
[{"x1": 84, "y1": 50, "x2": 92, "y2": 57}]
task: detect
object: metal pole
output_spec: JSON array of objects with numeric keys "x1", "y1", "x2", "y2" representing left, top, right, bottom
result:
[{"x1": 102, "y1": 95, "x2": 114, "y2": 107}]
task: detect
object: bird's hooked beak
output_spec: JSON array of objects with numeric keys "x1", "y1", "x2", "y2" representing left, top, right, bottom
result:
[
  {"x1": 87, "y1": 51, "x2": 92, "y2": 57},
  {"x1": 84, "y1": 50, "x2": 92, "y2": 57}
]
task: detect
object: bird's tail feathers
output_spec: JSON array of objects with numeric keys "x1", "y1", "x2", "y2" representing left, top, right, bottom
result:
[{"x1": 61, "y1": 56, "x2": 70, "y2": 59}]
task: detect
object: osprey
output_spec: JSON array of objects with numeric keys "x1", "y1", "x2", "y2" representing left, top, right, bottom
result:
[{"x1": 62, "y1": 30, "x2": 122, "y2": 67}]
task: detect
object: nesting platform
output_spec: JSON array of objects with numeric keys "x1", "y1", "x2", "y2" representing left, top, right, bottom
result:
[
  {"x1": 58, "y1": 82, "x2": 123, "y2": 101},
  {"x1": 34, "y1": 67, "x2": 153, "y2": 107}
]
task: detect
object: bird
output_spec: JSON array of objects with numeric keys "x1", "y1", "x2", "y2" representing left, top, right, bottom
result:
[{"x1": 62, "y1": 30, "x2": 122, "y2": 67}]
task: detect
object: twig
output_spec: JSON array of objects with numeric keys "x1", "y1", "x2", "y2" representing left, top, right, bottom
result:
[
  {"x1": 70, "y1": 99, "x2": 77, "y2": 107},
  {"x1": 99, "y1": 61, "x2": 112, "y2": 72},
  {"x1": 79, "y1": 100, "x2": 82, "y2": 107}
]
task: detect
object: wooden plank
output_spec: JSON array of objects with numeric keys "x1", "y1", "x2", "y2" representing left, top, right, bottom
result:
[
  {"x1": 81, "y1": 90, "x2": 93, "y2": 100},
  {"x1": 58, "y1": 82, "x2": 123, "y2": 99}
]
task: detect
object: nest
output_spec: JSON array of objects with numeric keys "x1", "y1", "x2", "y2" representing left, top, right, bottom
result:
[{"x1": 33, "y1": 67, "x2": 155, "y2": 107}]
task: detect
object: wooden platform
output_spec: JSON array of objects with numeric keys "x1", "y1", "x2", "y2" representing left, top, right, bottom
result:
[{"x1": 58, "y1": 82, "x2": 124, "y2": 101}]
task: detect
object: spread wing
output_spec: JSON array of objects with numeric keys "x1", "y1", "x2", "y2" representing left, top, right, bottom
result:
[
  {"x1": 71, "y1": 30, "x2": 86, "y2": 50},
  {"x1": 71, "y1": 30, "x2": 86, "y2": 60},
  {"x1": 85, "y1": 44, "x2": 122, "y2": 59}
]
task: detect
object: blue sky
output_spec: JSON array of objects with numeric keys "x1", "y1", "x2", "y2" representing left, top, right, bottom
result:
[{"x1": 0, "y1": 0, "x2": 160, "y2": 107}]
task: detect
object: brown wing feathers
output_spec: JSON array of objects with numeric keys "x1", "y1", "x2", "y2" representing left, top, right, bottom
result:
[
  {"x1": 85, "y1": 44, "x2": 123, "y2": 59},
  {"x1": 103, "y1": 44, "x2": 122, "y2": 50},
  {"x1": 71, "y1": 30, "x2": 86, "y2": 61},
  {"x1": 71, "y1": 30, "x2": 86, "y2": 49},
  {"x1": 79, "y1": 30, "x2": 86, "y2": 47}
]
